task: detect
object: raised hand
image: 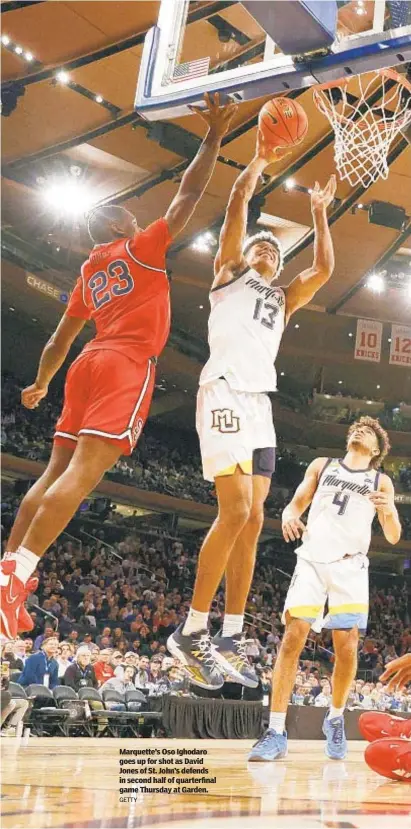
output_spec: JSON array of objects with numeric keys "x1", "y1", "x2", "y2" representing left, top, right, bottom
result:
[
  {"x1": 189, "y1": 92, "x2": 237, "y2": 139},
  {"x1": 256, "y1": 131, "x2": 291, "y2": 165},
  {"x1": 21, "y1": 382, "x2": 48, "y2": 410},
  {"x1": 310, "y1": 175, "x2": 337, "y2": 213}
]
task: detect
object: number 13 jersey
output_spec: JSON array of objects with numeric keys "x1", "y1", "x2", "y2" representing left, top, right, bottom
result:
[
  {"x1": 199, "y1": 268, "x2": 286, "y2": 393},
  {"x1": 298, "y1": 459, "x2": 380, "y2": 564}
]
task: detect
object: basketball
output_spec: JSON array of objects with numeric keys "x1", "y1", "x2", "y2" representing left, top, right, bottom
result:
[{"x1": 258, "y1": 97, "x2": 308, "y2": 148}]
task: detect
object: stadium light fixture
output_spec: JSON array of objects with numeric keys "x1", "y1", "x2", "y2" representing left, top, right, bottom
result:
[
  {"x1": 56, "y1": 70, "x2": 70, "y2": 85},
  {"x1": 95, "y1": 94, "x2": 103, "y2": 104},
  {"x1": 14, "y1": 45, "x2": 23, "y2": 55},
  {"x1": 42, "y1": 178, "x2": 96, "y2": 218},
  {"x1": 25, "y1": 52, "x2": 34, "y2": 62},
  {"x1": 366, "y1": 273, "x2": 385, "y2": 293},
  {"x1": 284, "y1": 178, "x2": 296, "y2": 191},
  {"x1": 2, "y1": 35, "x2": 11, "y2": 46}
]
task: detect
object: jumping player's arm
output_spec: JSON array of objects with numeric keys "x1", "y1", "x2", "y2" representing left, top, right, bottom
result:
[
  {"x1": 21, "y1": 278, "x2": 90, "y2": 410},
  {"x1": 368, "y1": 474, "x2": 402, "y2": 545},
  {"x1": 213, "y1": 136, "x2": 290, "y2": 288},
  {"x1": 380, "y1": 653, "x2": 411, "y2": 691},
  {"x1": 281, "y1": 457, "x2": 327, "y2": 542},
  {"x1": 164, "y1": 93, "x2": 237, "y2": 239},
  {"x1": 284, "y1": 176, "x2": 336, "y2": 323}
]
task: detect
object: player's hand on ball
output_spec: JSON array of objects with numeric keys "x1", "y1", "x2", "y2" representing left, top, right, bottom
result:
[
  {"x1": 21, "y1": 382, "x2": 48, "y2": 409},
  {"x1": 282, "y1": 510, "x2": 306, "y2": 542},
  {"x1": 189, "y1": 92, "x2": 237, "y2": 139},
  {"x1": 310, "y1": 175, "x2": 336, "y2": 213},
  {"x1": 368, "y1": 490, "x2": 395, "y2": 517},
  {"x1": 256, "y1": 132, "x2": 291, "y2": 165},
  {"x1": 380, "y1": 653, "x2": 411, "y2": 691}
]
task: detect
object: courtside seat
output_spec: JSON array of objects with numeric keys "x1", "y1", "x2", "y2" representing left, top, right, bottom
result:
[{"x1": 25, "y1": 684, "x2": 70, "y2": 736}]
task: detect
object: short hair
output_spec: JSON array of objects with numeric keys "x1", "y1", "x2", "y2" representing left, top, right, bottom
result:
[
  {"x1": 87, "y1": 205, "x2": 134, "y2": 244},
  {"x1": 243, "y1": 231, "x2": 284, "y2": 276},
  {"x1": 76, "y1": 646, "x2": 91, "y2": 658},
  {"x1": 347, "y1": 416, "x2": 391, "y2": 469},
  {"x1": 42, "y1": 636, "x2": 58, "y2": 647}
]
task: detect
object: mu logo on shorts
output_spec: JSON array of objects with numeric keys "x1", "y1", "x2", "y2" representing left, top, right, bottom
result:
[{"x1": 211, "y1": 408, "x2": 240, "y2": 433}]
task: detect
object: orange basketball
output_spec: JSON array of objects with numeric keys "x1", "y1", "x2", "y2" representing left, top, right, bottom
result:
[{"x1": 258, "y1": 97, "x2": 308, "y2": 148}]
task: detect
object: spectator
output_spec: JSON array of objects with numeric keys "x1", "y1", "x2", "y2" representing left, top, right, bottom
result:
[
  {"x1": 56, "y1": 642, "x2": 74, "y2": 679},
  {"x1": 93, "y1": 649, "x2": 115, "y2": 687},
  {"x1": 17, "y1": 637, "x2": 59, "y2": 689},
  {"x1": 64, "y1": 646, "x2": 98, "y2": 691}
]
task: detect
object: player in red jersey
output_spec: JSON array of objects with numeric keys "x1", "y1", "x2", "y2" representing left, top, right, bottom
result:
[{"x1": 0, "y1": 94, "x2": 236, "y2": 640}]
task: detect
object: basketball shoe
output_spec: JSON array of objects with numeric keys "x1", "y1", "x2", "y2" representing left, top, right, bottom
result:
[
  {"x1": 322, "y1": 714, "x2": 347, "y2": 760},
  {"x1": 359, "y1": 711, "x2": 411, "y2": 742},
  {"x1": 211, "y1": 631, "x2": 258, "y2": 688},
  {"x1": 248, "y1": 729, "x2": 288, "y2": 762},
  {"x1": 18, "y1": 576, "x2": 39, "y2": 633},
  {"x1": 167, "y1": 624, "x2": 224, "y2": 689},
  {"x1": 365, "y1": 737, "x2": 411, "y2": 782},
  {"x1": 1, "y1": 559, "x2": 29, "y2": 640}
]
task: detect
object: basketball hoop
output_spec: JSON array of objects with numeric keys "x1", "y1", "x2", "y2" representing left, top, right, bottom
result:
[{"x1": 313, "y1": 68, "x2": 411, "y2": 188}]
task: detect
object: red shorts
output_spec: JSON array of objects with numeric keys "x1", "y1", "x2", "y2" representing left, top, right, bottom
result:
[{"x1": 54, "y1": 349, "x2": 155, "y2": 456}]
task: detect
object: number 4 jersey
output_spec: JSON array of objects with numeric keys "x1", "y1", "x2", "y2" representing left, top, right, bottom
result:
[
  {"x1": 297, "y1": 458, "x2": 380, "y2": 564},
  {"x1": 67, "y1": 218, "x2": 171, "y2": 363},
  {"x1": 199, "y1": 267, "x2": 286, "y2": 392}
]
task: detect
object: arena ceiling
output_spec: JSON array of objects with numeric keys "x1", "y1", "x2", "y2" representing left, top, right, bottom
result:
[{"x1": 2, "y1": 1, "x2": 411, "y2": 420}]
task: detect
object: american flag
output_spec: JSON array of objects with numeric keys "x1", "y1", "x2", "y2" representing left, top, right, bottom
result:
[{"x1": 171, "y1": 56, "x2": 210, "y2": 83}]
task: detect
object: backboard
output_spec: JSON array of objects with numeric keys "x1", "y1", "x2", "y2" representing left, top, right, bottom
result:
[{"x1": 135, "y1": 0, "x2": 411, "y2": 120}]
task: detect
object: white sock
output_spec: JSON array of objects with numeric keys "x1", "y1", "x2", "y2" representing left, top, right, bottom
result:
[
  {"x1": 328, "y1": 705, "x2": 344, "y2": 719},
  {"x1": 269, "y1": 712, "x2": 286, "y2": 734},
  {"x1": 222, "y1": 613, "x2": 244, "y2": 637},
  {"x1": 182, "y1": 608, "x2": 209, "y2": 636},
  {"x1": 7, "y1": 547, "x2": 39, "y2": 585}
]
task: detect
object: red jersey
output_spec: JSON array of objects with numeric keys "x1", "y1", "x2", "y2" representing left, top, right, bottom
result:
[{"x1": 67, "y1": 218, "x2": 171, "y2": 364}]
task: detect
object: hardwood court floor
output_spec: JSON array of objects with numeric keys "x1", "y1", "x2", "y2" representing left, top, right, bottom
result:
[{"x1": 1, "y1": 738, "x2": 410, "y2": 828}]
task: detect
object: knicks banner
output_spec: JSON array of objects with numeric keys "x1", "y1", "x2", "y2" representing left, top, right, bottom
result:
[
  {"x1": 354, "y1": 318, "x2": 382, "y2": 363},
  {"x1": 389, "y1": 324, "x2": 411, "y2": 367}
]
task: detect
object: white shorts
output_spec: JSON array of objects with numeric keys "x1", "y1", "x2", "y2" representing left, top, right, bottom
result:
[
  {"x1": 282, "y1": 554, "x2": 369, "y2": 633},
  {"x1": 196, "y1": 378, "x2": 276, "y2": 482}
]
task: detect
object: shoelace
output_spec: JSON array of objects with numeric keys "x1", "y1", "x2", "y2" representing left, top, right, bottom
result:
[
  {"x1": 235, "y1": 637, "x2": 252, "y2": 667},
  {"x1": 330, "y1": 718, "x2": 344, "y2": 745},
  {"x1": 193, "y1": 633, "x2": 220, "y2": 669},
  {"x1": 254, "y1": 729, "x2": 281, "y2": 748}
]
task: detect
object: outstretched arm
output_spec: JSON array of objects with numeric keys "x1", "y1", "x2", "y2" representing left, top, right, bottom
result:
[
  {"x1": 213, "y1": 136, "x2": 289, "y2": 287},
  {"x1": 282, "y1": 457, "x2": 326, "y2": 542},
  {"x1": 165, "y1": 93, "x2": 236, "y2": 239},
  {"x1": 368, "y1": 474, "x2": 402, "y2": 545},
  {"x1": 21, "y1": 313, "x2": 86, "y2": 410},
  {"x1": 380, "y1": 653, "x2": 411, "y2": 691},
  {"x1": 284, "y1": 175, "x2": 336, "y2": 322}
]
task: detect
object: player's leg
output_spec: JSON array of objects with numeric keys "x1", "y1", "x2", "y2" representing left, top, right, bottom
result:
[
  {"x1": 322, "y1": 554, "x2": 369, "y2": 759},
  {"x1": 167, "y1": 467, "x2": 253, "y2": 688},
  {"x1": 212, "y1": 464, "x2": 272, "y2": 687},
  {"x1": 6, "y1": 441, "x2": 75, "y2": 553},
  {"x1": 249, "y1": 558, "x2": 325, "y2": 761}
]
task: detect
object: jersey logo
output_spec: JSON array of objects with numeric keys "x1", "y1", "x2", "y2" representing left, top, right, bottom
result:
[
  {"x1": 131, "y1": 418, "x2": 144, "y2": 447},
  {"x1": 211, "y1": 409, "x2": 240, "y2": 433}
]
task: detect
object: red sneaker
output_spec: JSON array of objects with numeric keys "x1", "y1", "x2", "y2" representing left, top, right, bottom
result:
[
  {"x1": 365, "y1": 737, "x2": 411, "y2": 782},
  {"x1": 0, "y1": 559, "x2": 26, "y2": 640},
  {"x1": 359, "y1": 711, "x2": 411, "y2": 742},
  {"x1": 18, "y1": 577, "x2": 39, "y2": 634}
]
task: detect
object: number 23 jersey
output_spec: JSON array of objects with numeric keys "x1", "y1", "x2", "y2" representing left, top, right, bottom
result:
[
  {"x1": 199, "y1": 268, "x2": 286, "y2": 393},
  {"x1": 67, "y1": 218, "x2": 171, "y2": 364},
  {"x1": 297, "y1": 459, "x2": 380, "y2": 563}
]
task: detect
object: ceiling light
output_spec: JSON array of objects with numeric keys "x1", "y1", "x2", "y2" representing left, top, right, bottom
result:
[
  {"x1": 294, "y1": 323, "x2": 299, "y2": 329},
  {"x1": 376, "y1": 385, "x2": 381, "y2": 389},
  {"x1": 56, "y1": 70, "x2": 70, "y2": 85},
  {"x1": 284, "y1": 178, "x2": 296, "y2": 191},
  {"x1": 357, "y1": 203, "x2": 363, "y2": 209},
  {"x1": 9, "y1": 307, "x2": 15, "y2": 311},
  {"x1": 367, "y1": 273, "x2": 385, "y2": 293},
  {"x1": 308, "y1": 188, "x2": 313, "y2": 195},
  {"x1": 42, "y1": 178, "x2": 96, "y2": 218},
  {"x1": 280, "y1": 371, "x2": 285, "y2": 376},
  {"x1": 25, "y1": 52, "x2": 34, "y2": 62},
  {"x1": 338, "y1": 380, "x2": 343, "y2": 384},
  {"x1": 14, "y1": 45, "x2": 23, "y2": 55},
  {"x1": 32, "y1": 318, "x2": 37, "y2": 322},
  {"x1": 192, "y1": 234, "x2": 211, "y2": 253},
  {"x1": 388, "y1": 338, "x2": 391, "y2": 343},
  {"x1": 348, "y1": 332, "x2": 353, "y2": 338},
  {"x1": 199, "y1": 305, "x2": 204, "y2": 309},
  {"x1": 2, "y1": 35, "x2": 10, "y2": 46},
  {"x1": 95, "y1": 94, "x2": 103, "y2": 104}
]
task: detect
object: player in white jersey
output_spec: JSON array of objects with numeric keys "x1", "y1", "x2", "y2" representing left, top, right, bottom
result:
[
  {"x1": 168, "y1": 132, "x2": 336, "y2": 689},
  {"x1": 249, "y1": 416, "x2": 401, "y2": 762}
]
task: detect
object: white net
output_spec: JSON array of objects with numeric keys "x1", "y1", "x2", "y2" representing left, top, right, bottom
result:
[{"x1": 313, "y1": 69, "x2": 411, "y2": 189}]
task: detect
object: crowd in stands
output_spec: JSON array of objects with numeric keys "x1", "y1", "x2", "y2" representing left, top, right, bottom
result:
[{"x1": 1, "y1": 491, "x2": 410, "y2": 735}]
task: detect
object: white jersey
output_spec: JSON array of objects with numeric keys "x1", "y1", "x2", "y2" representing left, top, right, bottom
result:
[
  {"x1": 297, "y1": 458, "x2": 380, "y2": 564},
  {"x1": 199, "y1": 268, "x2": 286, "y2": 393}
]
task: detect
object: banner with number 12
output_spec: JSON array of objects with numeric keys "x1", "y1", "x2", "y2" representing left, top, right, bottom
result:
[{"x1": 389, "y1": 324, "x2": 411, "y2": 367}]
